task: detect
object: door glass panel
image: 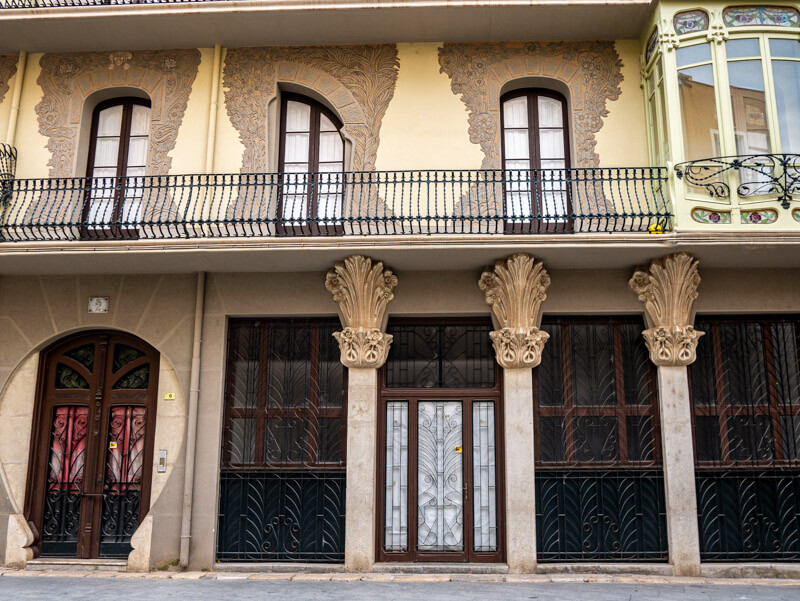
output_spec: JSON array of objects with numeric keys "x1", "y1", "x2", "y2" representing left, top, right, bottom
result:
[
  {"x1": 385, "y1": 401, "x2": 409, "y2": 552},
  {"x1": 472, "y1": 401, "x2": 497, "y2": 552},
  {"x1": 417, "y1": 401, "x2": 464, "y2": 552},
  {"x1": 112, "y1": 365, "x2": 149, "y2": 390},
  {"x1": 100, "y1": 406, "x2": 146, "y2": 557},
  {"x1": 65, "y1": 344, "x2": 94, "y2": 371},
  {"x1": 56, "y1": 364, "x2": 89, "y2": 389},
  {"x1": 538, "y1": 96, "x2": 563, "y2": 128},
  {"x1": 42, "y1": 406, "x2": 89, "y2": 556},
  {"x1": 113, "y1": 344, "x2": 145, "y2": 372}
]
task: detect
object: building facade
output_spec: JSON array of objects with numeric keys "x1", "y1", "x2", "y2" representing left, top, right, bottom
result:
[{"x1": 0, "y1": 0, "x2": 799, "y2": 577}]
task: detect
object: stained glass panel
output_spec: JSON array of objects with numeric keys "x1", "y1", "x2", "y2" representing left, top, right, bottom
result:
[
  {"x1": 724, "y1": 6, "x2": 800, "y2": 28},
  {"x1": 674, "y1": 10, "x2": 710, "y2": 35}
]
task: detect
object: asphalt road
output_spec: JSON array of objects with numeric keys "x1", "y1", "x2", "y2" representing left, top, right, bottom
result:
[{"x1": 0, "y1": 577, "x2": 798, "y2": 601}]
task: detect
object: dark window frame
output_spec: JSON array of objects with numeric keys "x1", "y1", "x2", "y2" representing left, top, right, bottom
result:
[
  {"x1": 500, "y1": 88, "x2": 573, "y2": 233},
  {"x1": 83, "y1": 96, "x2": 151, "y2": 239},
  {"x1": 277, "y1": 93, "x2": 345, "y2": 235}
]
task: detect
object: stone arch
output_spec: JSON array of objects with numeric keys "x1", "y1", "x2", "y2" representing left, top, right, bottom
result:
[{"x1": 438, "y1": 42, "x2": 624, "y2": 169}]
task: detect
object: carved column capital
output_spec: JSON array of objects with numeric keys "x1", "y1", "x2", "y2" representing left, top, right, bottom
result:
[
  {"x1": 325, "y1": 255, "x2": 398, "y2": 369},
  {"x1": 479, "y1": 253, "x2": 551, "y2": 369},
  {"x1": 629, "y1": 252, "x2": 704, "y2": 366}
]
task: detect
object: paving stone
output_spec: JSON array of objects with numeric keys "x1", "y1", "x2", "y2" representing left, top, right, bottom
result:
[
  {"x1": 169, "y1": 571, "x2": 207, "y2": 579},
  {"x1": 247, "y1": 573, "x2": 295, "y2": 581},
  {"x1": 292, "y1": 574, "x2": 334, "y2": 581}
]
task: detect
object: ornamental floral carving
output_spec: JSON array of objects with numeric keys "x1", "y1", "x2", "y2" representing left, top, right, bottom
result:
[
  {"x1": 0, "y1": 55, "x2": 17, "y2": 107},
  {"x1": 629, "y1": 252, "x2": 704, "y2": 366},
  {"x1": 325, "y1": 255, "x2": 398, "y2": 369},
  {"x1": 36, "y1": 49, "x2": 201, "y2": 177},
  {"x1": 223, "y1": 45, "x2": 399, "y2": 173},
  {"x1": 438, "y1": 42, "x2": 623, "y2": 169},
  {"x1": 478, "y1": 253, "x2": 551, "y2": 369}
]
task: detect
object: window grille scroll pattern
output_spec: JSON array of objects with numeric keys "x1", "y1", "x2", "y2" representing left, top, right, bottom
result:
[
  {"x1": 218, "y1": 319, "x2": 346, "y2": 562},
  {"x1": 534, "y1": 317, "x2": 667, "y2": 561},
  {"x1": 690, "y1": 316, "x2": 800, "y2": 560}
]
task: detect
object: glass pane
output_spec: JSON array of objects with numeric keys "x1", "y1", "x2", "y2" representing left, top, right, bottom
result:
[
  {"x1": 267, "y1": 325, "x2": 311, "y2": 409},
  {"x1": 627, "y1": 415, "x2": 654, "y2": 462},
  {"x1": 728, "y1": 60, "x2": 771, "y2": 155},
  {"x1": 318, "y1": 324, "x2": 344, "y2": 408},
  {"x1": 504, "y1": 130, "x2": 530, "y2": 160},
  {"x1": 782, "y1": 415, "x2": 800, "y2": 461},
  {"x1": 503, "y1": 96, "x2": 528, "y2": 128},
  {"x1": 320, "y1": 113, "x2": 337, "y2": 132},
  {"x1": 229, "y1": 325, "x2": 260, "y2": 409},
  {"x1": 318, "y1": 131, "x2": 343, "y2": 162},
  {"x1": 539, "y1": 417, "x2": 565, "y2": 462},
  {"x1": 574, "y1": 416, "x2": 619, "y2": 462},
  {"x1": 317, "y1": 417, "x2": 342, "y2": 463},
  {"x1": 770, "y1": 38, "x2": 800, "y2": 58},
  {"x1": 55, "y1": 363, "x2": 89, "y2": 389},
  {"x1": 472, "y1": 402, "x2": 497, "y2": 552},
  {"x1": 695, "y1": 416, "x2": 721, "y2": 462},
  {"x1": 113, "y1": 344, "x2": 145, "y2": 372},
  {"x1": 126, "y1": 137, "x2": 149, "y2": 168},
  {"x1": 112, "y1": 365, "x2": 149, "y2": 389},
  {"x1": 94, "y1": 138, "x2": 120, "y2": 168},
  {"x1": 87, "y1": 198, "x2": 113, "y2": 224},
  {"x1": 228, "y1": 417, "x2": 256, "y2": 464},
  {"x1": 97, "y1": 105, "x2": 123, "y2": 136},
  {"x1": 570, "y1": 323, "x2": 616, "y2": 406},
  {"x1": 65, "y1": 344, "x2": 94, "y2": 371},
  {"x1": 771, "y1": 60, "x2": 800, "y2": 152},
  {"x1": 676, "y1": 43, "x2": 712, "y2": 67},
  {"x1": 678, "y1": 65, "x2": 720, "y2": 160},
  {"x1": 265, "y1": 417, "x2": 308, "y2": 464},
  {"x1": 129, "y1": 104, "x2": 150, "y2": 136},
  {"x1": 727, "y1": 415, "x2": 773, "y2": 462},
  {"x1": 286, "y1": 100, "x2": 311, "y2": 132},
  {"x1": 417, "y1": 401, "x2": 463, "y2": 552},
  {"x1": 538, "y1": 96, "x2": 564, "y2": 128},
  {"x1": 384, "y1": 401, "x2": 409, "y2": 552},
  {"x1": 726, "y1": 38, "x2": 760, "y2": 59},
  {"x1": 538, "y1": 129, "x2": 565, "y2": 160},
  {"x1": 284, "y1": 132, "x2": 310, "y2": 163}
]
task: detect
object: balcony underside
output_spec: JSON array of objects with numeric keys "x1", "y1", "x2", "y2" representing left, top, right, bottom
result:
[
  {"x1": 3, "y1": 232, "x2": 800, "y2": 275},
  {"x1": 0, "y1": 1, "x2": 653, "y2": 53}
]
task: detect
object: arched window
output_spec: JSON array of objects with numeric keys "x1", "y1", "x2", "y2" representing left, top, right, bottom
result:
[
  {"x1": 501, "y1": 89, "x2": 571, "y2": 232},
  {"x1": 84, "y1": 97, "x2": 151, "y2": 234},
  {"x1": 279, "y1": 93, "x2": 345, "y2": 232}
]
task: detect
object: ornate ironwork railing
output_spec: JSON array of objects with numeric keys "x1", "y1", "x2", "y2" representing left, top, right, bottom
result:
[
  {"x1": 675, "y1": 154, "x2": 800, "y2": 209},
  {"x1": 0, "y1": 143, "x2": 16, "y2": 195},
  {"x1": 0, "y1": 168, "x2": 671, "y2": 241}
]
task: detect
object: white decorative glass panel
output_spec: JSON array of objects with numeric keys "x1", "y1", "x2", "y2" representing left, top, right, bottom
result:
[
  {"x1": 320, "y1": 113, "x2": 337, "y2": 132},
  {"x1": 286, "y1": 101, "x2": 311, "y2": 132},
  {"x1": 318, "y1": 131, "x2": 344, "y2": 162},
  {"x1": 538, "y1": 96, "x2": 563, "y2": 128},
  {"x1": 538, "y1": 129, "x2": 565, "y2": 160},
  {"x1": 129, "y1": 104, "x2": 150, "y2": 136},
  {"x1": 472, "y1": 402, "x2": 497, "y2": 552},
  {"x1": 542, "y1": 191, "x2": 569, "y2": 220},
  {"x1": 504, "y1": 130, "x2": 530, "y2": 160},
  {"x1": 97, "y1": 105, "x2": 123, "y2": 136},
  {"x1": 503, "y1": 96, "x2": 528, "y2": 128},
  {"x1": 281, "y1": 164, "x2": 309, "y2": 221},
  {"x1": 284, "y1": 132, "x2": 310, "y2": 164},
  {"x1": 417, "y1": 401, "x2": 463, "y2": 552},
  {"x1": 126, "y1": 137, "x2": 149, "y2": 168},
  {"x1": 94, "y1": 138, "x2": 120, "y2": 168},
  {"x1": 385, "y1": 401, "x2": 409, "y2": 552}
]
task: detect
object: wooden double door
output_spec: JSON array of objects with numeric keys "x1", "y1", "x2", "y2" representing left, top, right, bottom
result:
[{"x1": 26, "y1": 331, "x2": 159, "y2": 559}]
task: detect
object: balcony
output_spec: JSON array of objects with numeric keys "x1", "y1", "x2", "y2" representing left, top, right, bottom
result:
[{"x1": 0, "y1": 168, "x2": 670, "y2": 242}]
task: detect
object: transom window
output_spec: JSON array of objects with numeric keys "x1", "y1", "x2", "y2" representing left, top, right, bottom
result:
[
  {"x1": 500, "y1": 89, "x2": 571, "y2": 230},
  {"x1": 85, "y1": 97, "x2": 150, "y2": 230},
  {"x1": 279, "y1": 93, "x2": 345, "y2": 230}
]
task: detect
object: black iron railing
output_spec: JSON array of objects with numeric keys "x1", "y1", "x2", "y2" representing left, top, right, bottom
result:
[
  {"x1": 675, "y1": 154, "x2": 800, "y2": 209},
  {"x1": 0, "y1": 143, "x2": 16, "y2": 188},
  {"x1": 0, "y1": 168, "x2": 670, "y2": 241}
]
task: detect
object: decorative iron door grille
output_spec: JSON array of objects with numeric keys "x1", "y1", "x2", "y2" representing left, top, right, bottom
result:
[
  {"x1": 218, "y1": 319, "x2": 346, "y2": 562},
  {"x1": 378, "y1": 321, "x2": 504, "y2": 563},
  {"x1": 690, "y1": 316, "x2": 800, "y2": 561},
  {"x1": 533, "y1": 317, "x2": 668, "y2": 561}
]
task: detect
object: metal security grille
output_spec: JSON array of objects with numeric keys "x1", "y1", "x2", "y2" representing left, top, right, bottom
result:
[
  {"x1": 690, "y1": 316, "x2": 800, "y2": 561},
  {"x1": 217, "y1": 319, "x2": 346, "y2": 562},
  {"x1": 534, "y1": 317, "x2": 668, "y2": 561}
]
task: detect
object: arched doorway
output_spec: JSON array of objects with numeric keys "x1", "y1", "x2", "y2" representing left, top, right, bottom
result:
[{"x1": 25, "y1": 331, "x2": 159, "y2": 559}]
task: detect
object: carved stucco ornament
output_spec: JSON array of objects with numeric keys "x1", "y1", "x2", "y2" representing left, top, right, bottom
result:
[
  {"x1": 479, "y1": 253, "x2": 551, "y2": 369},
  {"x1": 0, "y1": 55, "x2": 17, "y2": 107},
  {"x1": 629, "y1": 252, "x2": 704, "y2": 367},
  {"x1": 325, "y1": 255, "x2": 398, "y2": 369}
]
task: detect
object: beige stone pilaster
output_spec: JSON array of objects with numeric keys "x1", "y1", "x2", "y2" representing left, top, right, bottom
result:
[
  {"x1": 127, "y1": 514, "x2": 153, "y2": 572},
  {"x1": 630, "y1": 252, "x2": 703, "y2": 576},
  {"x1": 326, "y1": 255, "x2": 398, "y2": 572},
  {"x1": 479, "y1": 253, "x2": 550, "y2": 573},
  {"x1": 4, "y1": 513, "x2": 34, "y2": 569}
]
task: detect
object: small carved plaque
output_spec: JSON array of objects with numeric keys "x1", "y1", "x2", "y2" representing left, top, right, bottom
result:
[{"x1": 88, "y1": 297, "x2": 109, "y2": 314}]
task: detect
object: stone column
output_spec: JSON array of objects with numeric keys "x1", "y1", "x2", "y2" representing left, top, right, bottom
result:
[
  {"x1": 479, "y1": 253, "x2": 550, "y2": 573},
  {"x1": 629, "y1": 252, "x2": 703, "y2": 577},
  {"x1": 326, "y1": 255, "x2": 398, "y2": 572}
]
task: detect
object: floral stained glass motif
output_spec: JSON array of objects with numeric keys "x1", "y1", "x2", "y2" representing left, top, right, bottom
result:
[
  {"x1": 674, "y1": 10, "x2": 710, "y2": 35},
  {"x1": 723, "y1": 6, "x2": 800, "y2": 28},
  {"x1": 645, "y1": 29, "x2": 659, "y2": 63}
]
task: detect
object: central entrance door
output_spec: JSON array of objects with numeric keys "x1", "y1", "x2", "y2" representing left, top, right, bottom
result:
[
  {"x1": 26, "y1": 331, "x2": 159, "y2": 559},
  {"x1": 377, "y1": 321, "x2": 504, "y2": 563}
]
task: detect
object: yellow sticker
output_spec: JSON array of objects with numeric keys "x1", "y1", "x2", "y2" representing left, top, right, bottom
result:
[
  {"x1": 164, "y1": 392, "x2": 176, "y2": 401},
  {"x1": 109, "y1": 441, "x2": 118, "y2": 450},
  {"x1": 454, "y1": 446, "x2": 462, "y2": 454}
]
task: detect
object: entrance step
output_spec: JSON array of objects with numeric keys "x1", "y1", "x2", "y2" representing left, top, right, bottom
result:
[
  {"x1": 374, "y1": 563, "x2": 509, "y2": 574},
  {"x1": 26, "y1": 558, "x2": 127, "y2": 572},
  {"x1": 215, "y1": 562, "x2": 345, "y2": 573},
  {"x1": 535, "y1": 563, "x2": 673, "y2": 576}
]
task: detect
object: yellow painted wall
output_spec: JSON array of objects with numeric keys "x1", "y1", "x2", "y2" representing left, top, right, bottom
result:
[
  {"x1": 595, "y1": 40, "x2": 650, "y2": 167},
  {"x1": 13, "y1": 53, "x2": 48, "y2": 180},
  {"x1": 169, "y1": 47, "x2": 215, "y2": 175},
  {"x1": 375, "y1": 43, "x2": 483, "y2": 171},
  {"x1": 213, "y1": 48, "x2": 246, "y2": 174}
]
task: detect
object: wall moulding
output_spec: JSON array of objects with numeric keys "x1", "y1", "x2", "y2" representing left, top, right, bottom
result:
[
  {"x1": 223, "y1": 45, "x2": 399, "y2": 174},
  {"x1": 438, "y1": 41, "x2": 623, "y2": 170},
  {"x1": 35, "y1": 49, "x2": 202, "y2": 178},
  {"x1": 0, "y1": 55, "x2": 17, "y2": 106}
]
